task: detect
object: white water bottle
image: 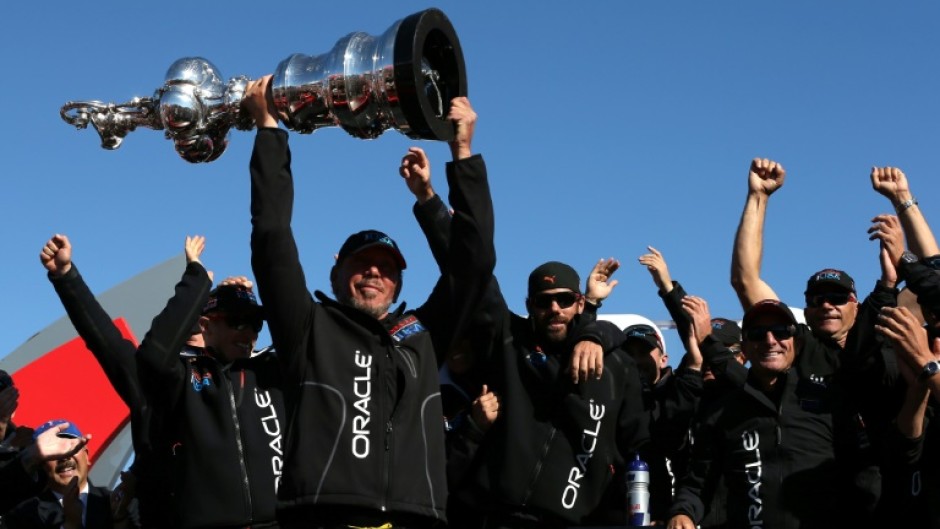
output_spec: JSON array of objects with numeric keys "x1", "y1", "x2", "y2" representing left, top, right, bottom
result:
[{"x1": 626, "y1": 453, "x2": 650, "y2": 527}]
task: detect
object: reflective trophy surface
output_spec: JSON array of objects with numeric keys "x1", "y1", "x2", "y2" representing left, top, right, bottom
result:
[{"x1": 60, "y1": 8, "x2": 466, "y2": 163}]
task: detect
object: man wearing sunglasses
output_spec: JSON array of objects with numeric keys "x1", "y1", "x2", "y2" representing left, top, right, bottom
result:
[
  {"x1": 424, "y1": 260, "x2": 649, "y2": 529},
  {"x1": 134, "y1": 238, "x2": 285, "y2": 529},
  {"x1": 669, "y1": 299, "x2": 867, "y2": 529}
]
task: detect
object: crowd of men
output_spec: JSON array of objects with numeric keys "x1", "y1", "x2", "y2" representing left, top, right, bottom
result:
[{"x1": 1, "y1": 81, "x2": 939, "y2": 529}]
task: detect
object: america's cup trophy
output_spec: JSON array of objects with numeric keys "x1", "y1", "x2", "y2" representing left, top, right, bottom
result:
[{"x1": 59, "y1": 8, "x2": 466, "y2": 162}]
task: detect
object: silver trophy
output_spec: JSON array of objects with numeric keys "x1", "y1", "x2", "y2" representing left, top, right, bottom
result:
[{"x1": 60, "y1": 8, "x2": 466, "y2": 163}]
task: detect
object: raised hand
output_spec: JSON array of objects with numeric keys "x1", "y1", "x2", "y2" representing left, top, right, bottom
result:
[
  {"x1": 40, "y1": 234, "x2": 73, "y2": 277},
  {"x1": 681, "y1": 295, "x2": 714, "y2": 346},
  {"x1": 185, "y1": 235, "x2": 206, "y2": 265},
  {"x1": 585, "y1": 258, "x2": 620, "y2": 305},
  {"x1": 748, "y1": 158, "x2": 786, "y2": 196},
  {"x1": 243, "y1": 75, "x2": 278, "y2": 129},
  {"x1": 399, "y1": 147, "x2": 434, "y2": 203},
  {"x1": 876, "y1": 306, "x2": 935, "y2": 372},
  {"x1": 447, "y1": 96, "x2": 476, "y2": 160},
  {"x1": 470, "y1": 384, "x2": 500, "y2": 432},
  {"x1": 868, "y1": 214, "x2": 905, "y2": 270},
  {"x1": 870, "y1": 166, "x2": 911, "y2": 204},
  {"x1": 638, "y1": 246, "x2": 672, "y2": 292},
  {"x1": 217, "y1": 276, "x2": 254, "y2": 291}
]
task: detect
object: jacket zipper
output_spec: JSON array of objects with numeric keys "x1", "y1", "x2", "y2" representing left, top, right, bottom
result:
[
  {"x1": 521, "y1": 427, "x2": 556, "y2": 505},
  {"x1": 224, "y1": 368, "x2": 253, "y2": 521},
  {"x1": 381, "y1": 347, "x2": 393, "y2": 512}
]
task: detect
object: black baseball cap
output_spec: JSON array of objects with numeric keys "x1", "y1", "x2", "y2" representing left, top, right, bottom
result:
[
  {"x1": 710, "y1": 318, "x2": 742, "y2": 346},
  {"x1": 203, "y1": 285, "x2": 264, "y2": 316},
  {"x1": 527, "y1": 261, "x2": 580, "y2": 296},
  {"x1": 623, "y1": 324, "x2": 662, "y2": 351},
  {"x1": 805, "y1": 268, "x2": 855, "y2": 295},
  {"x1": 337, "y1": 230, "x2": 407, "y2": 270},
  {"x1": 742, "y1": 299, "x2": 798, "y2": 333}
]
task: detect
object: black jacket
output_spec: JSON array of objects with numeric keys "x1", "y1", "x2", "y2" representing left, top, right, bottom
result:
[
  {"x1": 449, "y1": 311, "x2": 649, "y2": 526},
  {"x1": 249, "y1": 129, "x2": 495, "y2": 527},
  {"x1": 670, "y1": 365, "x2": 867, "y2": 529},
  {"x1": 135, "y1": 262, "x2": 285, "y2": 529}
]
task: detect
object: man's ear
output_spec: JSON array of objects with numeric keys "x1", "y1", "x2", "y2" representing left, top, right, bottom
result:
[
  {"x1": 575, "y1": 295, "x2": 585, "y2": 315},
  {"x1": 198, "y1": 316, "x2": 210, "y2": 334}
]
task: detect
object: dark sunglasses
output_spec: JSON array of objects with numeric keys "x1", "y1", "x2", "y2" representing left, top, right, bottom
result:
[
  {"x1": 744, "y1": 325, "x2": 796, "y2": 342},
  {"x1": 531, "y1": 292, "x2": 581, "y2": 310},
  {"x1": 207, "y1": 313, "x2": 264, "y2": 333},
  {"x1": 805, "y1": 292, "x2": 855, "y2": 308}
]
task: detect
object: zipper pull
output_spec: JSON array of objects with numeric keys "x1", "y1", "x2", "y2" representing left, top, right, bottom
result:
[{"x1": 385, "y1": 421, "x2": 393, "y2": 451}]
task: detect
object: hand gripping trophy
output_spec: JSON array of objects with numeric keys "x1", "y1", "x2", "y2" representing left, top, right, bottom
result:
[{"x1": 59, "y1": 8, "x2": 466, "y2": 162}]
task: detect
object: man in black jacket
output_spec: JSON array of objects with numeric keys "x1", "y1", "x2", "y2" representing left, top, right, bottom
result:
[
  {"x1": 133, "y1": 236, "x2": 284, "y2": 529},
  {"x1": 668, "y1": 299, "x2": 863, "y2": 529},
  {"x1": 243, "y1": 75, "x2": 495, "y2": 529}
]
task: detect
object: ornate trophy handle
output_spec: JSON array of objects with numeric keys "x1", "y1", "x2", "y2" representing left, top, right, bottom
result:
[{"x1": 60, "y1": 98, "x2": 161, "y2": 150}]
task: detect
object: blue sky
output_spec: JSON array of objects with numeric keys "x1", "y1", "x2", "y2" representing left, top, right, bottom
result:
[{"x1": 3, "y1": 2, "x2": 940, "y2": 365}]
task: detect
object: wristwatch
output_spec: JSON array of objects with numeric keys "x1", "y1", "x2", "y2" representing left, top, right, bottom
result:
[{"x1": 919, "y1": 360, "x2": 940, "y2": 382}]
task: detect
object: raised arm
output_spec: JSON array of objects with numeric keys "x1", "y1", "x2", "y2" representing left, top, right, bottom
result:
[
  {"x1": 730, "y1": 158, "x2": 784, "y2": 309},
  {"x1": 403, "y1": 146, "x2": 452, "y2": 271},
  {"x1": 41, "y1": 234, "x2": 141, "y2": 409},
  {"x1": 871, "y1": 166, "x2": 940, "y2": 259},
  {"x1": 135, "y1": 236, "x2": 212, "y2": 405},
  {"x1": 417, "y1": 97, "x2": 497, "y2": 364},
  {"x1": 245, "y1": 75, "x2": 315, "y2": 378}
]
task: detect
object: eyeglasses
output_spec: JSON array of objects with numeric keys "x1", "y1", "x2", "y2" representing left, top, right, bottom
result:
[
  {"x1": 805, "y1": 292, "x2": 855, "y2": 308},
  {"x1": 531, "y1": 292, "x2": 581, "y2": 310},
  {"x1": 744, "y1": 325, "x2": 796, "y2": 342},
  {"x1": 207, "y1": 313, "x2": 263, "y2": 333}
]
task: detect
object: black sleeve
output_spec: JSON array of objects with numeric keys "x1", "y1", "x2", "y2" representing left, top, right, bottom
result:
[
  {"x1": 571, "y1": 318, "x2": 626, "y2": 352},
  {"x1": 900, "y1": 257, "x2": 940, "y2": 303},
  {"x1": 49, "y1": 265, "x2": 142, "y2": 410},
  {"x1": 668, "y1": 398, "x2": 725, "y2": 524},
  {"x1": 135, "y1": 261, "x2": 212, "y2": 409},
  {"x1": 660, "y1": 281, "x2": 692, "y2": 347},
  {"x1": 250, "y1": 129, "x2": 317, "y2": 382},
  {"x1": 0, "y1": 455, "x2": 43, "y2": 515},
  {"x1": 842, "y1": 281, "x2": 898, "y2": 377},
  {"x1": 413, "y1": 194, "x2": 452, "y2": 272},
  {"x1": 652, "y1": 368, "x2": 704, "y2": 459},
  {"x1": 444, "y1": 415, "x2": 488, "y2": 490},
  {"x1": 415, "y1": 155, "x2": 497, "y2": 364},
  {"x1": 611, "y1": 351, "x2": 651, "y2": 457}
]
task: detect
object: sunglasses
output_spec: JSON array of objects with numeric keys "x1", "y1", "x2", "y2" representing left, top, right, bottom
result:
[
  {"x1": 207, "y1": 313, "x2": 264, "y2": 333},
  {"x1": 531, "y1": 292, "x2": 581, "y2": 310},
  {"x1": 744, "y1": 325, "x2": 796, "y2": 342},
  {"x1": 805, "y1": 292, "x2": 855, "y2": 308}
]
